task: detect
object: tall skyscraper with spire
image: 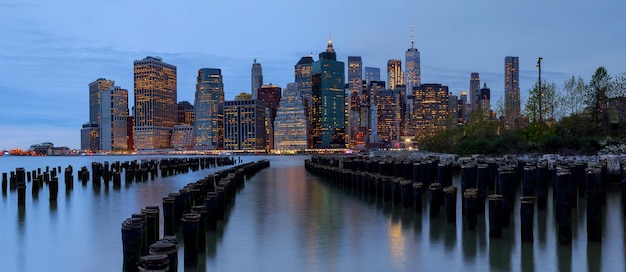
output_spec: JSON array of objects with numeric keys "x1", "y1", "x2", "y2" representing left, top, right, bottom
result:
[
  {"x1": 194, "y1": 68, "x2": 224, "y2": 150},
  {"x1": 505, "y1": 56, "x2": 520, "y2": 128},
  {"x1": 311, "y1": 38, "x2": 345, "y2": 148},
  {"x1": 251, "y1": 59, "x2": 263, "y2": 99},
  {"x1": 133, "y1": 56, "x2": 177, "y2": 151},
  {"x1": 405, "y1": 24, "x2": 421, "y2": 95},
  {"x1": 387, "y1": 59, "x2": 404, "y2": 89}
]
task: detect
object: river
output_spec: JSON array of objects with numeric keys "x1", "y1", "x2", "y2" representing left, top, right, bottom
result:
[{"x1": 0, "y1": 155, "x2": 624, "y2": 271}]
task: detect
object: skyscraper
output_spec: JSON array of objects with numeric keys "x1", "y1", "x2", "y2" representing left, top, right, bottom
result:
[
  {"x1": 251, "y1": 59, "x2": 263, "y2": 99},
  {"x1": 83, "y1": 78, "x2": 115, "y2": 151},
  {"x1": 347, "y1": 56, "x2": 362, "y2": 147},
  {"x1": 469, "y1": 72, "x2": 480, "y2": 112},
  {"x1": 223, "y1": 99, "x2": 267, "y2": 151},
  {"x1": 133, "y1": 56, "x2": 177, "y2": 151},
  {"x1": 295, "y1": 55, "x2": 314, "y2": 103},
  {"x1": 376, "y1": 89, "x2": 402, "y2": 143},
  {"x1": 348, "y1": 56, "x2": 362, "y2": 96},
  {"x1": 479, "y1": 82, "x2": 491, "y2": 112},
  {"x1": 412, "y1": 83, "x2": 450, "y2": 140},
  {"x1": 387, "y1": 59, "x2": 404, "y2": 89},
  {"x1": 311, "y1": 38, "x2": 345, "y2": 148},
  {"x1": 505, "y1": 56, "x2": 520, "y2": 128},
  {"x1": 274, "y1": 83, "x2": 308, "y2": 151},
  {"x1": 258, "y1": 84, "x2": 282, "y2": 150},
  {"x1": 405, "y1": 24, "x2": 421, "y2": 95},
  {"x1": 89, "y1": 78, "x2": 115, "y2": 124},
  {"x1": 194, "y1": 68, "x2": 224, "y2": 150},
  {"x1": 364, "y1": 67, "x2": 380, "y2": 82},
  {"x1": 100, "y1": 86, "x2": 129, "y2": 151}
]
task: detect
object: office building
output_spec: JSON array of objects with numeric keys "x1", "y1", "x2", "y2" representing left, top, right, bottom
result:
[
  {"x1": 235, "y1": 92, "x2": 252, "y2": 101},
  {"x1": 80, "y1": 123, "x2": 100, "y2": 152},
  {"x1": 375, "y1": 89, "x2": 402, "y2": 143},
  {"x1": 223, "y1": 99, "x2": 267, "y2": 151},
  {"x1": 405, "y1": 24, "x2": 420, "y2": 95},
  {"x1": 251, "y1": 59, "x2": 263, "y2": 99},
  {"x1": 311, "y1": 38, "x2": 345, "y2": 148},
  {"x1": 413, "y1": 83, "x2": 450, "y2": 140},
  {"x1": 469, "y1": 72, "x2": 480, "y2": 112},
  {"x1": 257, "y1": 84, "x2": 282, "y2": 150},
  {"x1": 194, "y1": 68, "x2": 224, "y2": 150},
  {"x1": 478, "y1": 82, "x2": 491, "y2": 112},
  {"x1": 171, "y1": 124, "x2": 194, "y2": 151},
  {"x1": 177, "y1": 101, "x2": 194, "y2": 125},
  {"x1": 100, "y1": 86, "x2": 129, "y2": 151},
  {"x1": 387, "y1": 59, "x2": 404, "y2": 89},
  {"x1": 274, "y1": 83, "x2": 308, "y2": 151},
  {"x1": 347, "y1": 56, "x2": 362, "y2": 146},
  {"x1": 133, "y1": 56, "x2": 177, "y2": 151},
  {"x1": 364, "y1": 67, "x2": 380, "y2": 82},
  {"x1": 505, "y1": 56, "x2": 520, "y2": 128},
  {"x1": 89, "y1": 78, "x2": 115, "y2": 124}
]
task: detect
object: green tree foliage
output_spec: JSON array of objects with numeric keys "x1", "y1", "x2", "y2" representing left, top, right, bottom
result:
[
  {"x1": 587, "y1": 66, "x2": 612, "y2": 136},
  {"x1": 525, "y1": 80, "x2": 559, "y2": 123},
  {"x1": 421, "y1": 67, "x2": 625, "y2": 156},
  {"x1": 561, "y1": 75, "x2": 587, "y2": 116}
]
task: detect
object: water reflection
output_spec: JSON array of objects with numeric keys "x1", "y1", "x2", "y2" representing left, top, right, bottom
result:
[
  {"x1": 2, "y1": 155, "x2": 626, "y2": 271},
  {"x1": 557, "y1": 244, "x2": 572, "y2": 272},
  {"x1": 521, "y1": 243, "x2": 534, "y2": 272}
]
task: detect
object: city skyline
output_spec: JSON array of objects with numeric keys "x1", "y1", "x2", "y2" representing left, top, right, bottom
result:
[{"x1": 1, "y1": 1, "x2": 625, "y2": 149}]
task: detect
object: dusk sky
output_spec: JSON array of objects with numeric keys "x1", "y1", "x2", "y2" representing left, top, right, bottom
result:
[{"x1": 1, "y1": 1, "x2": 625, "y2": 149}]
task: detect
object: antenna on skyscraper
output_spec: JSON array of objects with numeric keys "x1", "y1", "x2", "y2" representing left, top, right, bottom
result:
[{"x1": 411, "y1": 22, "x2": 415, "y2": 49}]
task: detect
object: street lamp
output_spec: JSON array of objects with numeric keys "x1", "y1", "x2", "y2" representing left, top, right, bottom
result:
[{"x1": 536, "y1": 57, "x2": 543, "y2": 123}]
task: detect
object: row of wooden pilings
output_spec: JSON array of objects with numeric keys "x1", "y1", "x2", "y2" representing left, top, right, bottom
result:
[
  {"x1": 2, "y1": 157, "x2": 236, "y2": 209},
  {"x1": 121, "y1": 160, "x2": 270, "y2": 272},
  {"x1": 305, "y1": 155, "x2": 626, "y2": 245}
]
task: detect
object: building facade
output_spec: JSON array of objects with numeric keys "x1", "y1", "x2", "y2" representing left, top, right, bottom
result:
[
  {"x1": 251, "y1": 59, "x2": 263, "y2": 99},
  {"x1": 177, "y1": 101, "x2": 194, "y2": 125},
  {"x1": 274, "y1": 83, "x2": 308, "y2": 151},
  {"x1": 505, "y1": 56, "x2": 520, "y2": 129},
  {"x1": 257, "y1": 84, "x2": 282, "y2": 150},
  {"x1": 375, "y1": 89, "x2": 402, "y2": 144},
  {"x1": 80, "y1": 123, "x2": 100, "y2": 151},
  {"x1": 405, "y1": 24, "x2": 421, "y2": 95},
  {"x1": 194, "y1": 68, "x2": 224, "y2": 150},
  {"x1": 171, "y1": 124, "x2": 194, "y2": 151},
  {"x1": 295, "y1": 56, "x2": 314, "y2": 104},
  {"x1": 133, "y1": 56, "x2": 177, "y2": 151},
  {"x1": 413, "y1": 83, "x2": 450, "y2": 140},
  {"x1": 387, "y1": 59, "x2": 404, "y2": 89},
  {"x1": 311, "y1": 38, "x2": 345, "y2": 148},
  {"x1": 469, "y1": 72, "x2": 480, "y2": 112},
  {"x1": 347, "y1": 56, "x2": 362, "y2": 147},
  {"x1": 89, "y1": 78, "x2": 115, "y2": 124},
  {"x1": 364, "y1": 67, "x2": 380, "y2": 82},
  {"x1": 100, "y1": 86, "x2": 129, "y2": 151},
  {"x1": 223, "y1": 99, "x2": 267, "y2": 151}
]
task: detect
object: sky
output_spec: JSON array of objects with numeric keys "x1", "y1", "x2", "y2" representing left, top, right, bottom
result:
[{"x1": 0, "y1": 0, "x2": 625, "y2": 150}]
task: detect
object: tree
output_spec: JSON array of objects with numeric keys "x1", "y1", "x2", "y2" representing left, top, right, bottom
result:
[
  {"x1": 587, "y1": 66, "x2": 612, "y2": 136},
  {"x1": 525, "y1": 80, "x2": 558, "y2": 123},
  {"x1": 608, "y1": 72, "x2": 626, "y2": 135},
  {"x1": 561, "y1": 75, "x2": 587, "y2": 116}
]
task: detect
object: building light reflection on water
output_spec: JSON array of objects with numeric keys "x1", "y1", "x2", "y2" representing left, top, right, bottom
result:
[{"x1": 387, "y1": 216, "x2": 407, "y2": 271}]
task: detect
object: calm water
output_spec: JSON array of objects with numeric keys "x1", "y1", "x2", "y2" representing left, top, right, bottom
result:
[{"x1": 1, "y1": 155, "x2": 625, "y2": 272}]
